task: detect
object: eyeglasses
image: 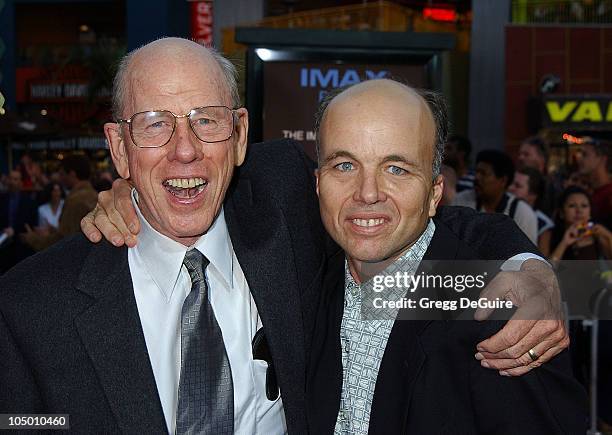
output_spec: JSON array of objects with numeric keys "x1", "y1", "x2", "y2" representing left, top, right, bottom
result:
[{"x1": 116, "y1": 105, "x2": 237, "y2": 148}]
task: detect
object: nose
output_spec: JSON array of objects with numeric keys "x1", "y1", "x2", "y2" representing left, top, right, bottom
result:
[
  {"x1": 353, "y1": 169, "x2": 386, "y2": 205},
  {"x1": 166, "y1": 118, "x2": 203, "y2": 163}
]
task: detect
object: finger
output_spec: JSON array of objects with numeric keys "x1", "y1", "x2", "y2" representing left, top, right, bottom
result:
[
  {"x1": 474, "y1": 272, "x2": 512, "y2": 321},
  {"x1": 80, "y1": 211, "x2": 102, "y2": 243},
  {"x1": 113, "y1": 179, "x2": 140, "y2": 237},
  {"x1": 93, "y1": 205, "x2": 129, "y2": 247},
  {"x1": 476, "y1": 319, "x2": 536, "y2": 354},
  {"x1": 476, "y1": 325, "x2": 561, "y2": 369},
  {"x1": 477, "y1": 318, "x2": 565, "y2": 359},
  {"x1": 104, "y1": 206, "x2": 137, "y2": 247},
  {"x1": 25, "y1": 224, "x2": 33, "y2": 233},
  {"x1": 499, "y1": 342, "x2": 567, "y2": 376}
]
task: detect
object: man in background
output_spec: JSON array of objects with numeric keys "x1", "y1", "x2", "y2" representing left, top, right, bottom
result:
[
  {"x1": 444, "y1": 134, "x2": 474, "y2": 192},
  {"x1": 579, "y1": 137, "x2": 612, "y2": 229},
  {"x1": 517, "y1": 136, "x2": 557, "y2": 215},
  {"x1": 453, "y1": 149, "x2": 539, "y2": 244}
]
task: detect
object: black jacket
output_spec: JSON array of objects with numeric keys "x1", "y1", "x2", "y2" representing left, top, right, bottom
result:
[{"x1": 306, "y1": 218, "x2": 587, "y2": 435}]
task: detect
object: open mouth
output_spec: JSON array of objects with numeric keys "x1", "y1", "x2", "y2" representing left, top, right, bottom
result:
[{"x1": 163, "y1": 177, "x2": 208, "y2": 199}]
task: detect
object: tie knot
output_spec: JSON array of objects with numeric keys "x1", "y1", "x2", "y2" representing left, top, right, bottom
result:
[{"x1": 183, "y1": 249, "x2": 209, "y2": 284}]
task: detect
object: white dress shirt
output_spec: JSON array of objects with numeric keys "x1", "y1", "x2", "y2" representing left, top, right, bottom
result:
[{"x1": 128, "y1": 191, "x2": 286, "y2": 434}]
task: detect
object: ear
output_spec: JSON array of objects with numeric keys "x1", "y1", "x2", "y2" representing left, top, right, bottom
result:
[
  {"x1": 104, "y1": 122, "x2": 130, "y2": 179},
  {"x1": 428, "y1": 175, "x2": 444, "y2": 217},
  {"x1": 233, "y1": 107, "x2": 249, "y2": 166},
  {"x1": 314, "y1": 168, "x2": 320, "y2": 197}
]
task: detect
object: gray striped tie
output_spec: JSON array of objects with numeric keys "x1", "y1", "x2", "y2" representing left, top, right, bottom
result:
[{"x1": 176, "y1": 249, "x2": 233, "y2": 435}]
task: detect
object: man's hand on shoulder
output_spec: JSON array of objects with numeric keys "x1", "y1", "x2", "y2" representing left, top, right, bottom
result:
[
  {"x1": 80, "y1": 178, "x2": 140, "y2": 247},
  {"x1": 473, "y1": 258, "x2": 569, "y2": 376}
]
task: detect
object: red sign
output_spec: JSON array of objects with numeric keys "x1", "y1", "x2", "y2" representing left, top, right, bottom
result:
[
  {"x1": 191, "y1": 1, "x2": 213, "y2": 47},
  {"x1": 423, "y1": 7, "x2": 457, "y2": 22}
]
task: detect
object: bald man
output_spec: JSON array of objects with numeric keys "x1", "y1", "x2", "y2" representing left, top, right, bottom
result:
[
  {"x1": 0, "y1": 38, "x2": 326, "y2": 434},
  {"x1": 307, "y1": 80, "x2": 586, "y2": 434}
]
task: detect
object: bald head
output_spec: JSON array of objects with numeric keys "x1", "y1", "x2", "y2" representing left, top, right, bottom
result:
[
  {"x1": 315, "y1": 79, "x2": 447, "y2": 178},
  {"x1": 112, "y1": 38, "x2": 239, "y2": 119}
]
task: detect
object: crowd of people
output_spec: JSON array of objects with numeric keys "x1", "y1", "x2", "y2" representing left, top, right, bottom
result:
[
  {"x1": 0, "y1": 153, "x2": 111, "y2": 273},
  {"x1": 442, "y1": 134, "x2": 612, "y2": 263}
]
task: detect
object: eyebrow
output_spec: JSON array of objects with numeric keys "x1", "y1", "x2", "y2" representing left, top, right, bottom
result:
[
  {"x1": 380, "y1": 154, "x2": 419, "y2": 168},
  {"x1": 321, "y1": 150, "x2": 357, "y2": 165}
]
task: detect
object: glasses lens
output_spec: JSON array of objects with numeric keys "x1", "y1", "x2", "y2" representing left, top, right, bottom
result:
[
  {"x1": 131, "y1": 111, "x2": 175, "y2": 148},
  {"x1": 190, "y1": 106, "x2": 233, "y2": 142}
]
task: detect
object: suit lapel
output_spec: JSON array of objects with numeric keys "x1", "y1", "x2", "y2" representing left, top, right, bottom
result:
[
  {"x1": 74, "y1": 242, "x2": 167, "y2": 434},
  {"x1": 224, "y1": 176, "x2": 305, "y2": 416}
]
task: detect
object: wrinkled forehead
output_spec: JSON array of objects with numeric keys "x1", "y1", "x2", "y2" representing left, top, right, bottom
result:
[{"x1": 123, "y1": 49, "x2": 230, "y2": 113}]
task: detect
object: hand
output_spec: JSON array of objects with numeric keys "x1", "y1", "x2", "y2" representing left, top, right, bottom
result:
[
  {"x1": 561, "y1": 223, "x2": 581, "y2": 247},
  {"x1": 3, "y1": 227, "x2": 14, "y2": 237},
  {"x1": 79, "y1": 179, "x2": 140, "y2": 247},
  {"x1": 591, "y1": 223, "x2": 612, "y2": 243},
  {"x1": 473, "y1": 258, "x2": 569, "y2": 376},
  {"x1": 24, "y1": 223, "x2": 50, "y2": 237}
]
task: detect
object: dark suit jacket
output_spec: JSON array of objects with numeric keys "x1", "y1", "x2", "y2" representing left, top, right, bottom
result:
[
  {"x1": 307, "y1": 218, "x2": 588, "y2": 434},
  {"x1": 0, "y1": 139, "x2": 327, "y2": 434}
]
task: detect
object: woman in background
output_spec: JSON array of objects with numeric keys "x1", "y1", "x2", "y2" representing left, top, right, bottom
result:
[
  {"x1": 549, "y1": 186, "x2": 612, "y2": 261},
  {"x1": 37, "y1": 182, "x2": 64, "y2": 230}
]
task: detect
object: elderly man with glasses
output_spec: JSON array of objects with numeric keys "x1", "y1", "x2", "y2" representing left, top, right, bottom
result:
[
  {"x1": 2, "y1": 37, "x2": 570, "y2": 435},
  {"x1": 1, "y1": 38, "x2": 314, "y2": 434}
]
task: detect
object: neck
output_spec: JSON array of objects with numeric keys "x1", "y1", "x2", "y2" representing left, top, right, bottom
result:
[
  {"x1": 480, "y1": 190, "x2": 505, "y2": 212},
  {"x1": 347, "y1": 257, "x2": 394, "y2": 284}
]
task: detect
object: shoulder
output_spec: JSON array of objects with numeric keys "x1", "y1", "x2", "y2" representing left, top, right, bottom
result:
[
  {"x1": 233, "y1": 138, "x2": 317, "y2": 200},
  {"x1": 240, "y1": 138, "x2": 315, "y2": 177},
  {"x1": 0, "y1": 235, "x2": 110, "y2": 300}
]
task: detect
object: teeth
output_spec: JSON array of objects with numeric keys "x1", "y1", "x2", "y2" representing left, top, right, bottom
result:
[
  {"x1": 353, "y1": 218, "x2": 384, "y2": 227},
  {"x1": 165, "y1": 178, "x2": 206, "y2": 188}
]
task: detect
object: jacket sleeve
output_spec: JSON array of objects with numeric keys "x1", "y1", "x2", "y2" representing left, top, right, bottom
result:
[
  {"x1": 436, "y1": 205, "x2": 539, "y2": 260},
  {"x1": 468, "y1": 321, "x2": 587, "y2": 435}
]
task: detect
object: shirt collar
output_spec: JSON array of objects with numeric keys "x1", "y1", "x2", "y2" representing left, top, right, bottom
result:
[{"x1": 131, "y1": 189, "x2": 234, "y2": 301}]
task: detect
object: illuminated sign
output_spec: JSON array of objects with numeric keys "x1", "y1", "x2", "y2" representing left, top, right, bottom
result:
[
  {"x1": 423, "y1": 7, "x2": 457, "y2": 22},
  {"x1": 542, "y1": 95, "x2": 612, "y2": 129},
  {"x1": 263, "y1": 62, "x2": 427, "y2": 158},
  {"x1": 191, "y1": 1, "x2": 213, "y2": 47}
]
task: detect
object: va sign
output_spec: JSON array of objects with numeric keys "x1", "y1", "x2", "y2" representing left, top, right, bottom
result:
[{"x1": 542, "y1": 95, "x2": 612, "y2": 129}]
